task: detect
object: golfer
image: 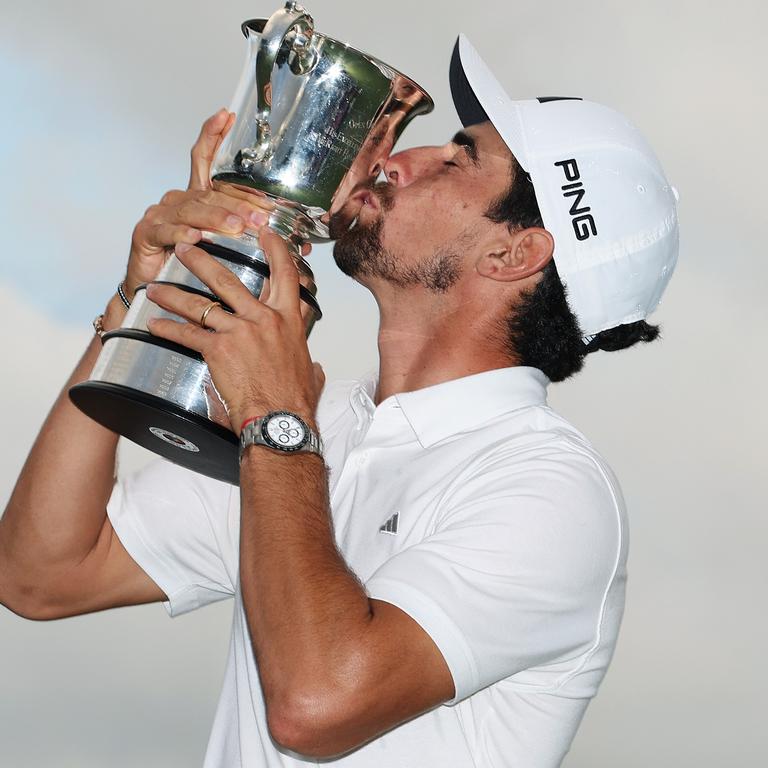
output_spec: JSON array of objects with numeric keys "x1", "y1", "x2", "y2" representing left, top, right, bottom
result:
[{"x1": 0, "y1": 37, "x2": 678, "y2": 767}]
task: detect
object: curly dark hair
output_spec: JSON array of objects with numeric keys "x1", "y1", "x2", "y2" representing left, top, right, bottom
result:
[{"x1": 485, "y1": 156, "x2": 660, "y2": 382}]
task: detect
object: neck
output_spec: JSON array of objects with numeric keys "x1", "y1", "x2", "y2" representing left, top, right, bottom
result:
[{"x1": 372, "y1": 289, "x2": 518, "y2": 405}]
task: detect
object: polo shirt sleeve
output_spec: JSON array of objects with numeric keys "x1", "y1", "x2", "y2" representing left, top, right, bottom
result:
[
  {"x1": 365, "y1": 443, "x2": 625, "y2": 704},
  {"x1": 106, "y1": 458, "x2": 237, "y2": 618}
]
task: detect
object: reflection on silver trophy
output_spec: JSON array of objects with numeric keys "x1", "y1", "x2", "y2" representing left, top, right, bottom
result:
[{"x1": 69, "y1": 2, "x2": 433, "y2": 485}]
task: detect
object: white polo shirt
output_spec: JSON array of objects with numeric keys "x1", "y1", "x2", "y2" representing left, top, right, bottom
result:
[{"x1": 107, "y1": 365, "x2": 628, "y2": 768}]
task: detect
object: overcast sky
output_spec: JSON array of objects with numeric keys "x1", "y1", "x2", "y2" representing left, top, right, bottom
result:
[{"x1": 1, "y1": 1, "x2": 766, "y2": 766}]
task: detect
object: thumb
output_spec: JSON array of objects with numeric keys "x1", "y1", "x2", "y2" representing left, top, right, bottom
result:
[{"x1": 188, "y1": 109, "x2": 236, "y2": 191}]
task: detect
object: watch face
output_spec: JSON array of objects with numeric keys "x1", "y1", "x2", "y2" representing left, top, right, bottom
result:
[{"x1": 262, "y1": 412, "x2": 309, "y2": 451}]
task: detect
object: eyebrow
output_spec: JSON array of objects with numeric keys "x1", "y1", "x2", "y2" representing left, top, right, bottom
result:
[{"x1": 451, "y1": 130, "x2": 481, "y2": 167}]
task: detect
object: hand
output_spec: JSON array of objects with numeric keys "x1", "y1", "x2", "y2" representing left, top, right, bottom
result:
[
  {"x1": 123, "y1": 110, "x2": 310, "y2": 302},
  {"x1": 144, "y1": 229, "x2": 325, "y2": 433},
  {"x1": 124, "y1": 109, "x2": 259, "y2": 299}
]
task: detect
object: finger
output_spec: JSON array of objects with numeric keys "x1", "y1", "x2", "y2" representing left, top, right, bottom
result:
[
  {"x1": 209, "y1": 182, "x2": 275, "y2": 208},
  {"x1": 174, "y1": 243, "x2": 260, "y2": 316},
  {"x1": 301, "y1": 242, "x2": 313, "y2": 257},
  {"x1": 146, "y1": 316, "x2": 212, "y2": 354},
  {"x1": 259, "y1": 228, "x2": 302, "y2": 316},
  {"x1": 223, "y1": 110, "x2": 236, "y2": 140},
  {"x1": 204, "y1": 111, "x2": 236, "y2": 186},
  {"x1": 145, "y1": 282, "x2": 237, "y2": 332},
  {"x1": 142, "y1": 224, "x2": 202, "y2": 251},
  {"x1": 170, "y1": 199, "x2": 249, "y2": 236},
  {"x1": 160, "y1": 189, "x2": 271, "y2": 230},
  {"x1": 188, "y1": 108, "x2": 232, "y2": 191}
]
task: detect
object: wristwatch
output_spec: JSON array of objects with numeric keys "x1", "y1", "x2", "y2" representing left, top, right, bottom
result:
[{"x1": 239, "y1": 411, "x2": 323, "y2": 461}]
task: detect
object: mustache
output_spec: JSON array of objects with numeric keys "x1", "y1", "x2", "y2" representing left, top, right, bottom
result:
[{"x1": 371, "y1": 181, "x2": 396, "y2": 210}]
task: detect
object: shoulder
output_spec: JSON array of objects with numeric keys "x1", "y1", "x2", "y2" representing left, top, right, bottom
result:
[
  {"x1": 439, "y1": 403, "x2": 626, "y2": 552},
  {"x1": 528, "y1": 404, "x2": 625, "y2": 512},
  {"x1": 453, "y1": 403, "x2": 621, "y2": 495}
]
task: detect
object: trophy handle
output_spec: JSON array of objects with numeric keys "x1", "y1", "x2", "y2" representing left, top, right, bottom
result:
[
  {"x1": 237, "y1": 2, "x2": 315, "y2": 166},
  {"x1": 256, "y1": 2, "x2": 315, "y2": 114}
]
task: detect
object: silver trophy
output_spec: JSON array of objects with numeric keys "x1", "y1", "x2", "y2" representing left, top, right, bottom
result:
[{"x1": 70, "y1": 2, "x2": 433, "y2": 485}]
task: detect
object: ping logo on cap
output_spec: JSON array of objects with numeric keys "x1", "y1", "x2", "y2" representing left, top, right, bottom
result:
[{"x1": 554, "y1": 159, "x2": 598, "y2": 241}]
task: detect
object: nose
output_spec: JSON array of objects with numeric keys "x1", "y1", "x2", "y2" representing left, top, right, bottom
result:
[
  {"x1": 369, "y1": 159, "x2": 383, "y2": 178},
  {"x1": 383, "y1": 146, "x2": 439, "y2": 187}
]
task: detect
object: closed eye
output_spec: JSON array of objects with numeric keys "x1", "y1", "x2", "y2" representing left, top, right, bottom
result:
[{"x1": 450, "y1": 130, "x2": 480, "y2": 168}]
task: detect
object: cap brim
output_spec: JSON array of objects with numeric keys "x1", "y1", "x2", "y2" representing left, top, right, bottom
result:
[
  {"x1": 449, "y1": 37, "x2": 490, "y2": 128},
  {"x1": 449, "y1": 34, "x2": 533, "y2": 173}
]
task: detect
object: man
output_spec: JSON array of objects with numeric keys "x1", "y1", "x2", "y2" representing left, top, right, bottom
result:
[{"x1": 0, "y1": 36, "x2": 678, "y2": 767}]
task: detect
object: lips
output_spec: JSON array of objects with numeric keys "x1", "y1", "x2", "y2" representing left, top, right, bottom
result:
[
  {"x1": 328, "y1": 183, "x2": 392, "y2": 239},
  {"x1": 340, "y1": 189, "x2": 380, "y2": 233},
  {"x1": 350, "y1": 187, "x2": 381, "y2": 214}
]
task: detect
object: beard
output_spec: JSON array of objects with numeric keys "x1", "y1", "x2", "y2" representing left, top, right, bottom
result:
[{"x1": 332, "y1": 186, "x2": 463, "y2": 294}]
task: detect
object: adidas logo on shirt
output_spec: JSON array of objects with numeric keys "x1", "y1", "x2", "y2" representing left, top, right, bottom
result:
[{"x1": 378, "y1": 512, "x2": 399, "y2": 535}]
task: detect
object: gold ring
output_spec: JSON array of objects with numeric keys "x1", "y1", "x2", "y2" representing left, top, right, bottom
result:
[{"x1": 199, "y1": 300, "x2": 221, "y2": 330}]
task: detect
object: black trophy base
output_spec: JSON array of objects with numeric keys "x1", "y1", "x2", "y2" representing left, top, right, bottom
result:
[{"x1": 70, "y1": 381, "x2": 240, "y2": 486}]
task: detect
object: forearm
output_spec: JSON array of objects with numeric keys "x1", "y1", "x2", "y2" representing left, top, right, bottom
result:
[
  {"x1": 238, "y1": 446, "x2": 373, "y2": 710},
  {"x1": 0, "y1": 295, "x2": 127, "y2": 585}
]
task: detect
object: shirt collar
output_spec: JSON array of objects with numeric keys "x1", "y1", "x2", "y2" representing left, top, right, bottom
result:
[
  {"x1": 350, "y1": 366, "x2": 550, "y2": 448},
  {"x1": 349, "y1": 370, "x2": 378, "y2": 426}
]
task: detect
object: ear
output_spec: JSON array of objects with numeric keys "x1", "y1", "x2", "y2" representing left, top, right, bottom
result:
[{"x1": 475, "y1": 227, "x2": 554, "y2": 282}]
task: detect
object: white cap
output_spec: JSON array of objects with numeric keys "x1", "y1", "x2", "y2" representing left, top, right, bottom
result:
[{"x1": 450, "y1": 34, "x2": 679, "y2": 337}]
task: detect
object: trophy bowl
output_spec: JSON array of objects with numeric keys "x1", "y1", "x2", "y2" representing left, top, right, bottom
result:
[{"x1": 70, "y1": 1, "x2": 433, "y2": 485}]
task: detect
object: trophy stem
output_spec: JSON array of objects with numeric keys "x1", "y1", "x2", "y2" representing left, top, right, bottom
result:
[
  {"x1": 210, "y1": 175, "x2": 327, "y2": 245},
  {"x1": 262, "y1": 199, "x2": 322, "y2": 245}
]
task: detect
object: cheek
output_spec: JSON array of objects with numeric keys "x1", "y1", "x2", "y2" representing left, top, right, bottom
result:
[{"x1": 381, "y1": 189, "x2": 468, "y2": 247}]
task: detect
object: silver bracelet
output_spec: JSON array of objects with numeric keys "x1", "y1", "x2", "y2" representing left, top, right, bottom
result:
[{"x1": 117, "y1": 281, "x2": 132, "y2": 309}]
